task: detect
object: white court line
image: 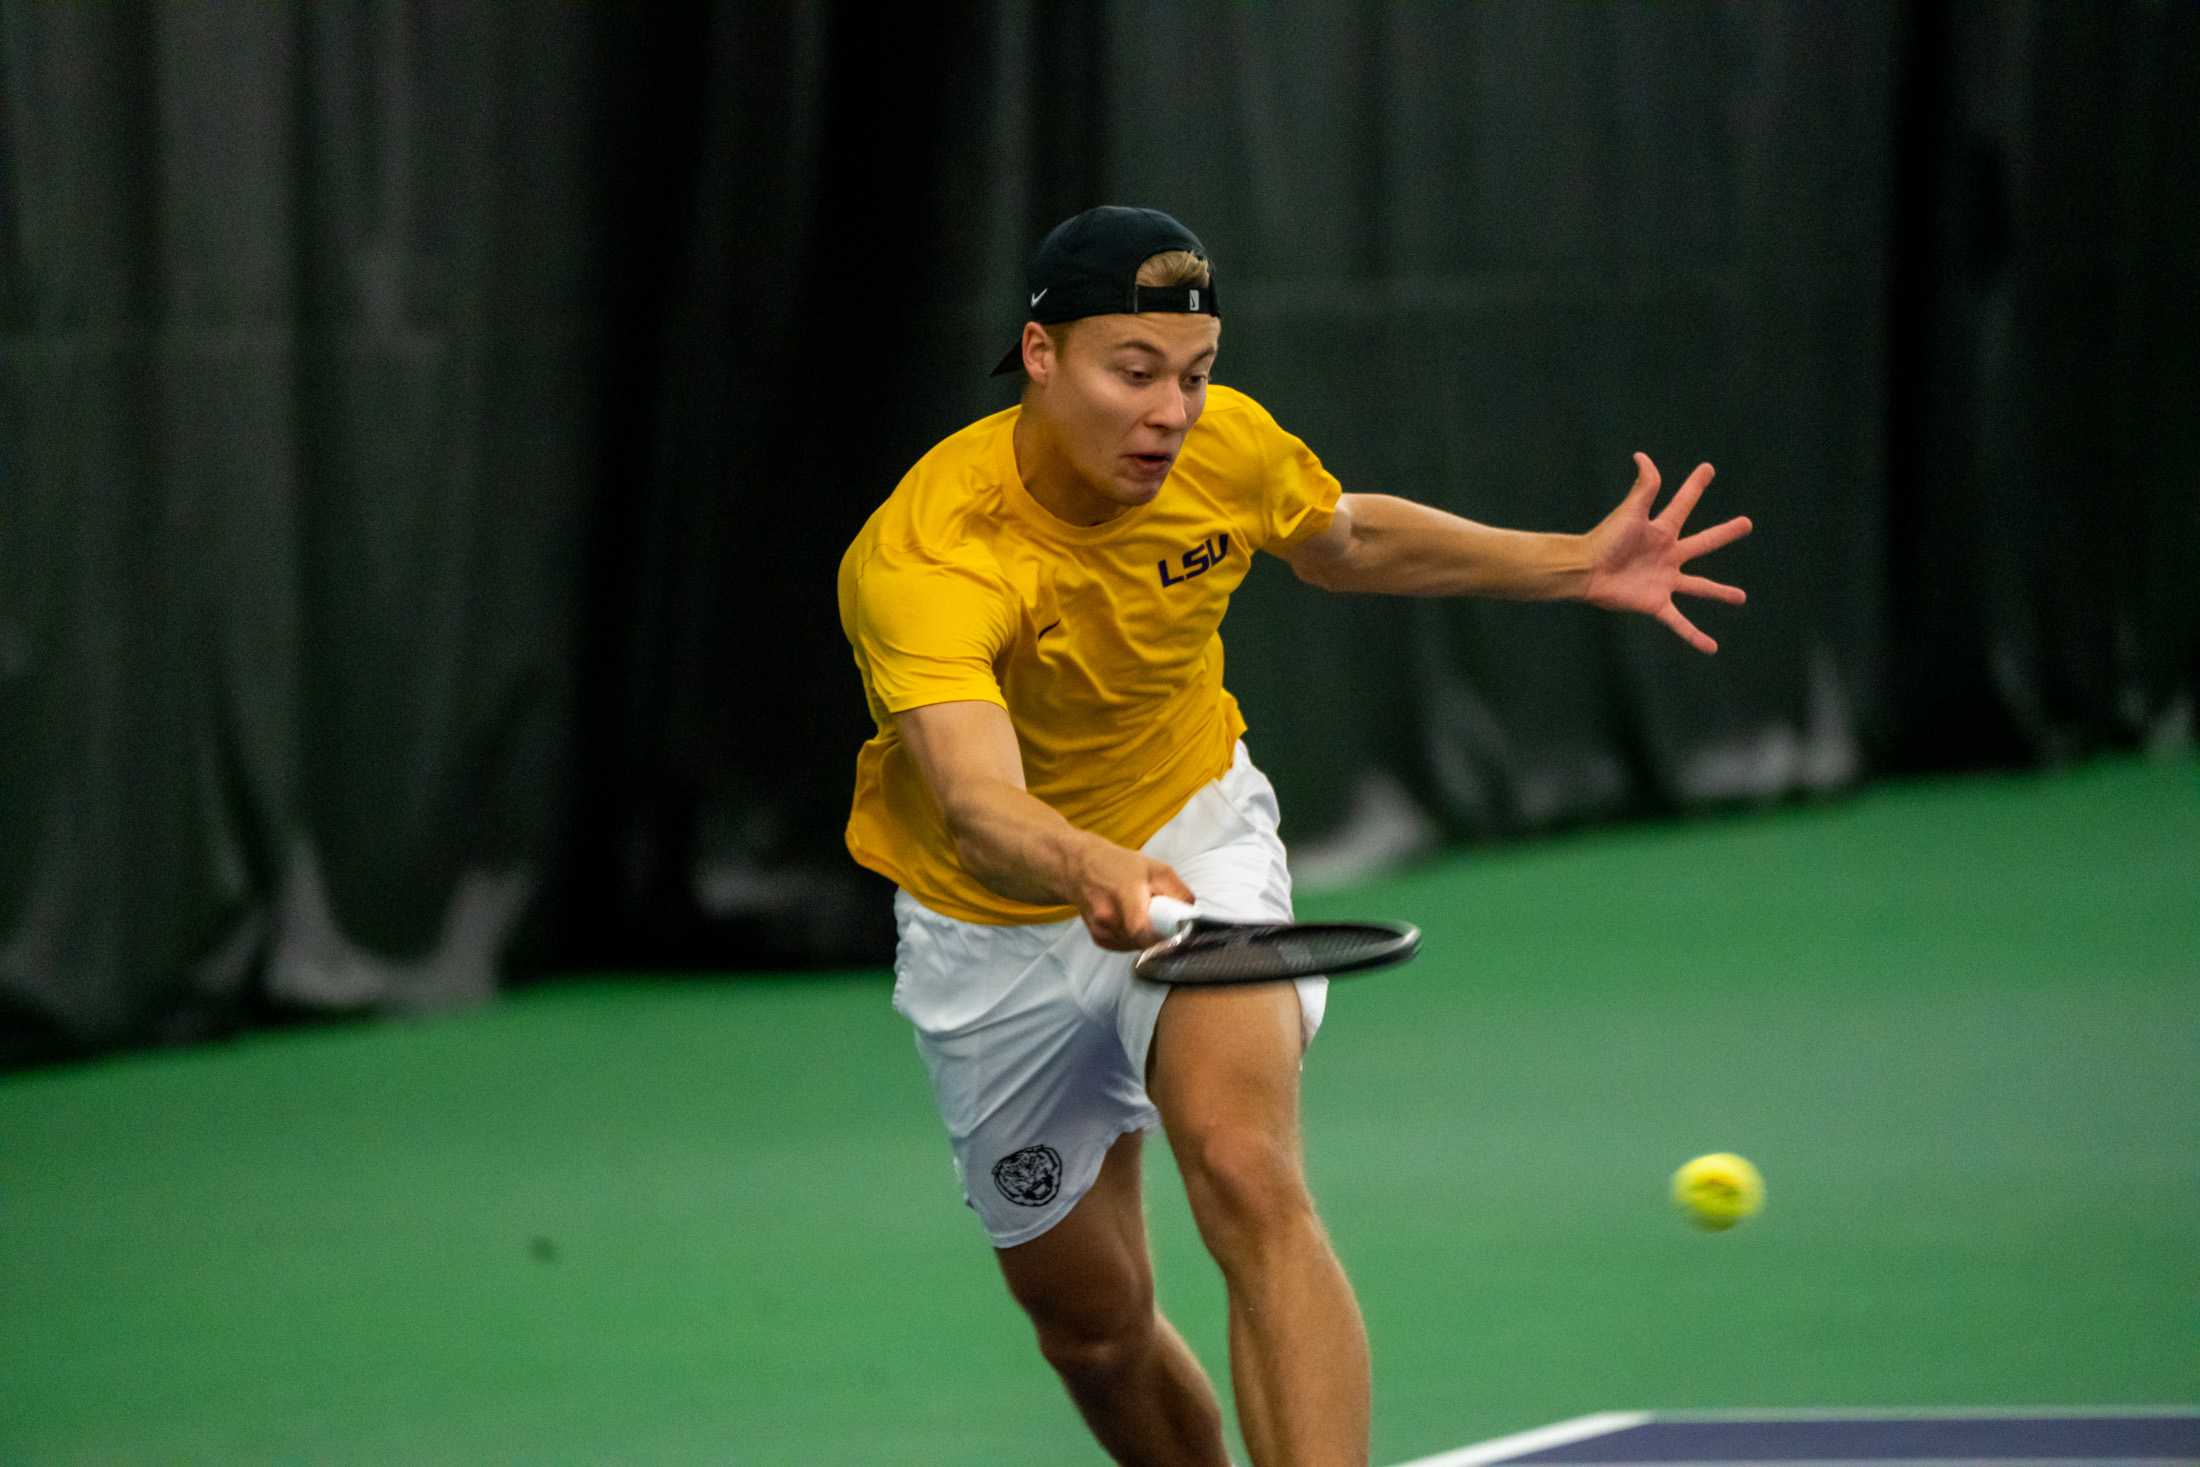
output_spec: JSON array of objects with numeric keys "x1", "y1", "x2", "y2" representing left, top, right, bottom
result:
[
  {"x1": 1654, "y1": 1404, "x2": 2200, "y2": 1421},
  {"x1": 1565, "y1": 1460, "x2": 2200, "y2": 1466},
  {"x1": 1382, "y1": 1405, "x2": 2200, "y2": 1467},
  {"x1": 1385, "y1": 1410, "x2": 1650, "y2": 1467}
]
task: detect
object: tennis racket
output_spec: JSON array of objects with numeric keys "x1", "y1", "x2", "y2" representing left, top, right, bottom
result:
[{"x1": 1133, "y1": 897, "x2": 1422, "y2": 985}]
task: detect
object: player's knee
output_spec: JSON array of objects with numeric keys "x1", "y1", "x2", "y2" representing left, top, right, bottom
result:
[
  {"x1": 1030, "y1": 1303, "x2": 1157, "y2": 1390},
  {"x1": 1175, "y1": 1129, "x2": 1313, "y2": 1255}
]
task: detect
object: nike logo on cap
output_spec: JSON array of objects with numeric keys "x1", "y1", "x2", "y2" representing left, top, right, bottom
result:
[{"x1": 1030, "y1": 288, "x2": 1048, "y2": 307}]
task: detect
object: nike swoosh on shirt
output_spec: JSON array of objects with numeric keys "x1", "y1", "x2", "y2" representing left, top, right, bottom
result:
[{"x1": 1036, "y1": 619, "x2": 1061, "y2": 639}]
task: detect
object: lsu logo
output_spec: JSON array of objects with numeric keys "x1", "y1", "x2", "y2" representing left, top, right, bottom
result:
[{"x1": 1157, "y1": 533, "x2": 1232, "y2": 587}]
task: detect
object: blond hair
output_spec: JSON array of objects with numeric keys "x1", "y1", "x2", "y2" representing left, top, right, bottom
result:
[{"x1": 1134, "y1": 249, "x2": 1211, "y2": 289}]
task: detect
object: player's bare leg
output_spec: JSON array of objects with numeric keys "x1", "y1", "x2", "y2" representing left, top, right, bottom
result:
[
  {"x1": 995, "y1": 1129, "x2": 1231, "y2": 1467},
  {"x1": 1149, "y1": 982, "x2": 1370, "y2": 1467}
]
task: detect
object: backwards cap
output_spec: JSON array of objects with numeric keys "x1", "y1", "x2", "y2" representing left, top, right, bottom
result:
[{"x1": 990, "y1": 205, "x2": 1220, "y2": 376}]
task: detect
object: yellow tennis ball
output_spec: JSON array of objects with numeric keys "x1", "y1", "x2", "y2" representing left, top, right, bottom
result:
[{"x1": 1672, "y1": 1152, "x2": 1764, "y2": 1231}]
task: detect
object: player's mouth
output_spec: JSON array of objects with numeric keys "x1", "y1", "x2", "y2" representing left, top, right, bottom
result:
[{"x1": 1125, "y1": 451, "x2": 1174, "y2": 480}]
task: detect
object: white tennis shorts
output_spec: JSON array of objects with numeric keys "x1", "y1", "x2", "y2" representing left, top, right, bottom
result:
[{"x1": 891, "y1": 742, "x2": 1328, "y2": 1248}]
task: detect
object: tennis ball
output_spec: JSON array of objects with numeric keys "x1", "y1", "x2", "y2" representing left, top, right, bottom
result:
[{"x1": 1672, "y1": 1152, "x2": 1764, "y2": 1231}]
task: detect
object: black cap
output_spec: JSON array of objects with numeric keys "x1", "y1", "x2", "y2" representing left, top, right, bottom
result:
[{"x1": 990, "y1": 206, "x2": 1220, "y2": 376}]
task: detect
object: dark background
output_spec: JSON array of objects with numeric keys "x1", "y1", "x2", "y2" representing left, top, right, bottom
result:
[{"x1": 3, "y1": 2, "x2": 2193, "y2": 1065}]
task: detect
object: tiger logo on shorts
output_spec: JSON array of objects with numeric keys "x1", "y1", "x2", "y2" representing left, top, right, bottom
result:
[{"x1": 991, "y1": 1144, "x2": 1063, "y2": 1207}]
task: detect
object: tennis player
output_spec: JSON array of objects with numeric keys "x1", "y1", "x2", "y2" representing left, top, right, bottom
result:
[{"x1": 838, "y1": 206, "x2": 1751, "y2": 1466}]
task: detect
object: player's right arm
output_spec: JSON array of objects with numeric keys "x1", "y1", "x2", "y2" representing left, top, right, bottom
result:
[{"x1": 894, "y1": 700, "x2": 1193, "y2": 951}]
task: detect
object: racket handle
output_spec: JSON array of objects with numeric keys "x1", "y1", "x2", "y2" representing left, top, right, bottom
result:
[{"x1": 1147, "y1": 896, "x2": 1196, "y2": 937}]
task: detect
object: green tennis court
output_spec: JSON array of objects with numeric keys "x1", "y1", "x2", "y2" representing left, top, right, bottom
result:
[{"x1": 4, "y1": 756, "x2": 2193, "y2": 1465}]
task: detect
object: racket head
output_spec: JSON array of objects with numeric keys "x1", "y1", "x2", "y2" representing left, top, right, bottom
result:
[{"x1": 1132, "y1": 918, "x2": 1421, "y2": 986}]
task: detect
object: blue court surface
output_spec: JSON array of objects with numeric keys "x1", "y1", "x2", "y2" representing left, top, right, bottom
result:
[{"x1": 1392, "y1": 1408, "x2": 2200, "y2": 1466}]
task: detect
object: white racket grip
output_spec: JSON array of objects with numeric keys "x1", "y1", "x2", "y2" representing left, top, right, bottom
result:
[{"x1": 1147, "y1": 896, "x2": 1197, "y2": 938}]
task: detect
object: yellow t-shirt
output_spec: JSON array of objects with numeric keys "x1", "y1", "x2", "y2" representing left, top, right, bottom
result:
[{"x1": 839, "y1": 384, "x2": 1342, "y2": 924}]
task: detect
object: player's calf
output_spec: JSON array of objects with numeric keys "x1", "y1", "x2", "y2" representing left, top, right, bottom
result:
[{"x1": 1029, "y1": 1306, "x2": 1230, "y2": 1467}]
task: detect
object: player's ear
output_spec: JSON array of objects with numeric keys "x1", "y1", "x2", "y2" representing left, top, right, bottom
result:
[{"x1": 1022, "y1": 321, "x2": 1061, "y2": 385}]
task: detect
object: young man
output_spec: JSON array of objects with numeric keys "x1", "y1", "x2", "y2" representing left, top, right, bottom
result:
[{"x1": 838, "y1": 206, "x2": 1751, "y2": 1466}]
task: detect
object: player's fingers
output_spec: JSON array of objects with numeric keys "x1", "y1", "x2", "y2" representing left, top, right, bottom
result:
[
  {"x1": 1623, "y1": 452, "x2": 1662, "y2": 512},
  {"x1": 1148, "y1": 863, "x2": 1195, "y2": 905},
  {"x1": 1676, "y1": 574, "x2": 1746, "y2": 605},
  {"x1": 1083, "y1": 894, "x2": 1141, "y2": 952},
  {"x1": 1117, "y1": 867, "x2": 1194, "y2": 946},
  {"x1": 1653, "y1": 462, "x2": 1715, "y2": 529},
  {"x1": 1676, "y1": 515, "x2": 1752, "y2": 563},
  {"x1": 1091, "y1": 921, "x2": 1141, "y2": 953},
  {"x1": 1657, "y1": 603, "x2": 1718, "y2": 655},
  {"x1": 1121, "y1": 902, "x2": 1162, "y2": 948}
]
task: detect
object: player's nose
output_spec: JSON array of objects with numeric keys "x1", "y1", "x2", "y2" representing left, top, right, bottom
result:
[{"x1": 1145, "y1": 382, "x2": 1190, "y2": 431}]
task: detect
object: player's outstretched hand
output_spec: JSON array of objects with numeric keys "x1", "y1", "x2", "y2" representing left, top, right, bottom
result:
[
  {"x1": 1581, "y1": 453, "x2": 1753, "y2": 654},
  {"x1": 1073, "y1": 843, "x2": 1194, "y2": 951}
]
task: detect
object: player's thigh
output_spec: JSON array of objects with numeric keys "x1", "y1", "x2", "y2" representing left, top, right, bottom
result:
[
  {"x1": 995, "y1": 1128, "x2": 1155, "y2": 1345},
  {"x1": 1147, "y1": 980, "x2": 1305, "y2": 1148},
  {"x1": 1147, "y1": 981, "x2": 1312, "y2": 1244}
]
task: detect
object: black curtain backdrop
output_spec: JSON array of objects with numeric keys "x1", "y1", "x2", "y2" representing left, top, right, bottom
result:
[{"x1": 3, "y1": 2, "x2": 2193, "y2": 1063}]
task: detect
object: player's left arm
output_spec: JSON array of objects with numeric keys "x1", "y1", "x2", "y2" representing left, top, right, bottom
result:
[{"x1": 1279, "y1": 452, "x2": 1752, "y2": 654}]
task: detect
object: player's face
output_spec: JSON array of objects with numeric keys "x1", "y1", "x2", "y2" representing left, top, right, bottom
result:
[{"x1": 1039, "y1": 313, "x2": 1221, "y2": 512}]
